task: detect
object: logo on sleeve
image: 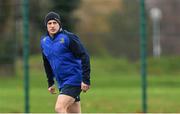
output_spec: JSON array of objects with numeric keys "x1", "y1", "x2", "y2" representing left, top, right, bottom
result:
[{"x1": 43, "y1": 37, "x2": 47, "y2": 42}]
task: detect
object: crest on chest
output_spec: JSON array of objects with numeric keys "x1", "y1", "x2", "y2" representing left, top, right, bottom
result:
[{"x1": 59, "y1": 38, "x2": 65, "y2": 44}]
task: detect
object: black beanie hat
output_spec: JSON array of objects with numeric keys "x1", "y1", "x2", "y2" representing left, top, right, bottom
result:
[{"x1": 44, "y1": 11, "x2": 61, "y2": 26}]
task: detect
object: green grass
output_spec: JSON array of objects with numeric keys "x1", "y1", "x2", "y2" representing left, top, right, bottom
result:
[{"x1": 0, "y1": 55, "x2": 180, "y2": 113}]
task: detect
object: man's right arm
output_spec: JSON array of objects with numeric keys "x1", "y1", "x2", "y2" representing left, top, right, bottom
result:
[{"x1": 42, "y1": 53, "x2": 55, "y2": 88}]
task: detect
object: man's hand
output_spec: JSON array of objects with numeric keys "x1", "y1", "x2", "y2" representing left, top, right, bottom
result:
[
  {"x1": 48, "y1": 85, "x2": 56, "y2": 94},
  {"x1": 81, "y1": 82, "x2": 90, "y2": 92}
]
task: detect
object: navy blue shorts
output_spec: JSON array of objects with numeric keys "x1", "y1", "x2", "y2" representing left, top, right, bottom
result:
[{"x1": 59, "y1": 85, "x2": 81, "y2": 102}]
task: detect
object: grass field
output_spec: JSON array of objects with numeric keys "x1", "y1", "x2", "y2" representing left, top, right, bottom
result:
[{"x1": 0, "y1": 55, "x2": 180, "y2": 113}]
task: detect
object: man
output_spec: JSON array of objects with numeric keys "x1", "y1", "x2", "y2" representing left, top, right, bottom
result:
[{"x1": 40, "y1": 11, "x2": 91, "y2": 113}]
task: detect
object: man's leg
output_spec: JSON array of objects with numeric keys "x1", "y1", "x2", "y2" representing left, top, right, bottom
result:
[
  {"x1": 67, "y1": 101, "x2": 81, "y2": 113},
  {"x1": 55, "y1": 94, "x2": 75, "y2": 113}
]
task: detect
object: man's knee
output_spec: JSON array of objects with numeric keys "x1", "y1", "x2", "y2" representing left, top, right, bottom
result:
[
  {"x1": 55, "y1": 104, "x2": 67, "y2": 113},
  {"x1": 55, "y1": 94, "x2": 75, "y2": 113}
]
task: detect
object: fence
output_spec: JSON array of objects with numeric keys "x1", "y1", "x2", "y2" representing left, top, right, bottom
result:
[{"x1": 0, "y1": 0, "x2": 180, "y2": 113}]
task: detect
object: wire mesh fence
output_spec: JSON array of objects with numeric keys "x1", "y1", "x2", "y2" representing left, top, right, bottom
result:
[{"x1": 0, "y1": 0, "x2": 180, "y2": 113}]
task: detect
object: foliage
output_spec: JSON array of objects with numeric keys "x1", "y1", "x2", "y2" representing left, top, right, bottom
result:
[
  {"x1": 0, "y1": 0, "x2": 10, "y2": 23},
  {"x1": 50, "y1": 0, "x2": 81, "y2": 31}
]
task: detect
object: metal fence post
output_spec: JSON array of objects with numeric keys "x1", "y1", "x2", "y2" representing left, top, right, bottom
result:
[
  {"x1": 140, "y1": 0, "x2": 147, "y2": 113},
  {"x1": 23, "y1": 0, "x2": 30, "y2": 112}
]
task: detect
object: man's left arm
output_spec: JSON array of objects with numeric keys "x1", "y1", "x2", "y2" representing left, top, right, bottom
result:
[{"x1": 69, "y1": 34, "x2": 91, "y2": 86}]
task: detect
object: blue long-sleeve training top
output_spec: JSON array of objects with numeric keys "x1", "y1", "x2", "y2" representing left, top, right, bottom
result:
[{"x1": 41, "y1": 30, "x2": 90, "y2": 89}]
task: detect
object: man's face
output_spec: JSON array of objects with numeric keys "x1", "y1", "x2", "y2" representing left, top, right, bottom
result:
[{"x1": 47, "y1": 20, "x2": 60, "y2": 36}]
